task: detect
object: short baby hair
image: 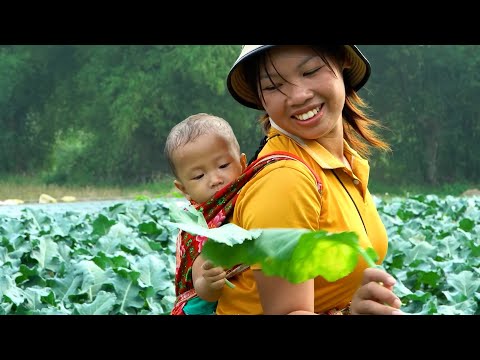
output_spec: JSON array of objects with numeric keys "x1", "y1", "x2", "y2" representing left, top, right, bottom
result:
[{"x1": 164, "y1": 113, "x2": 240, "y2": 178}]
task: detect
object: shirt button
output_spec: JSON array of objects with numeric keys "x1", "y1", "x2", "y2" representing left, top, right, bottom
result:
[{"x1": 353, "y1": 179, "x2": 360, "y2": 185}]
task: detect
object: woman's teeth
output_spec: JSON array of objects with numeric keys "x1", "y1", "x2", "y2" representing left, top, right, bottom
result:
[{"x1": 294, "y1": 107, "x2": 320, "y2": 121}]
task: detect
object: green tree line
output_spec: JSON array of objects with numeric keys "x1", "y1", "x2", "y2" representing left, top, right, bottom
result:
[{"x1": 0, "y1": 45, "x2": 478, "y2": 189}]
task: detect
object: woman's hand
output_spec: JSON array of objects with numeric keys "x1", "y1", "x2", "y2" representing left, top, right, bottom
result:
[{"x1": 350, "y1": 267, "x2": 404, "y2": 315}]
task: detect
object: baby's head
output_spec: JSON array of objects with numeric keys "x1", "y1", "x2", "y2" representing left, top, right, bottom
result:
[{"x1": 165, "y1": 113, "x2": 246, "y2": 204}]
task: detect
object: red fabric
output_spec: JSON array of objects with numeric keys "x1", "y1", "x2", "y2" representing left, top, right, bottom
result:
[{"x1": 171, "y1": 151, "x2": 321, "y2": 315}]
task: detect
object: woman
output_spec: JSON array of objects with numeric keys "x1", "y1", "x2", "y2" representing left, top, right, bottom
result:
[{"x1": 216, "y1": 45, "x2": 403, "y2": 315}]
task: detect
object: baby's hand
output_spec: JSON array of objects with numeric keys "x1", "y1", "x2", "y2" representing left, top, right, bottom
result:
[{"x1": 202, "y1": 261, "x2": 227, "y2": 291}]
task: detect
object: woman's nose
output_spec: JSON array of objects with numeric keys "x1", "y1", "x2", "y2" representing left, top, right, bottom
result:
[{"x1": 286, "y1": 82, "x2": 313, "y2": 105}]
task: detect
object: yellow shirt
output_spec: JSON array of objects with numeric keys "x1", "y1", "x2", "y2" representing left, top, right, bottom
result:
[{"x1": 216, "y1": 129, "x2": 388, "y2": 314}]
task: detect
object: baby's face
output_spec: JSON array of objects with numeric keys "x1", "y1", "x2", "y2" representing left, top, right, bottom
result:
[{"x1": 173, "y1": 133, "x2": 246, "y2": 204}]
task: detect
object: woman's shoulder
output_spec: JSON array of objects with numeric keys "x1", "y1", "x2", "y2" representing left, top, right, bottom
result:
[
  {"x1": 257, "y1": 156, "x2": 318, "y2": 179},
  {"x1": 241, "y1": 157, "x2": 321, "y2": 197},
  {"x1": 234, "y1": 157, "x2": 323, "y2": 228}
]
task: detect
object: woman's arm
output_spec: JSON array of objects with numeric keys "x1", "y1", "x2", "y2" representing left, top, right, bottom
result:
[
  {"x1": 253, "y1": 271, "x2": 316, "y2": 314},
  {"x1": 240, "y1": 161, "x2": 403, "y2": 315},
  {"x1": 239, "y1": 163, "x2": 321, "y2": 314}
]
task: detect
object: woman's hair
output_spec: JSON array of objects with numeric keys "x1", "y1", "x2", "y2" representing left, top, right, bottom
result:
[
  {"x1": 242, "y1": 45, "x2": 390, "y2": 162},
  {"x1": 164, "y1": 113, "x2": 240, "y2": 177}
]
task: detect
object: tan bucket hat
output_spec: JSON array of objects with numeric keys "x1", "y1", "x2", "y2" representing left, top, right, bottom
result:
[{"x1": 227, "y1": 45, "x2": 371, "y2": 110}]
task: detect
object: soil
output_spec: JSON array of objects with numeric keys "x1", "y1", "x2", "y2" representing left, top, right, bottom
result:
[{"x1": 461, "y1": 188, "x2": 480, "y2": 197}]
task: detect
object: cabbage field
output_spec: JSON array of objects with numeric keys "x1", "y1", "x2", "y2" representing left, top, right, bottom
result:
[{"x1": 0, "y1": 195, "x2": 479, "y2": 315}]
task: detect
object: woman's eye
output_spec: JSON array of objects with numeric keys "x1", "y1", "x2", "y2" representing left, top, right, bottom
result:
[
  {"x1": 304, "y1": 67, "x2": 320, "y2": 76},
  {"x1": 263, "y1": 84, "x2": 281, "y2": 91}
]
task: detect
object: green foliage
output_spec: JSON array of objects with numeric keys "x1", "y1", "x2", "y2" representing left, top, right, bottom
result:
[
  {"x1": 33, "y1": 45, "x2": 261, "y2": 184},
  {"x1": 0, "y1": 200, "x2": 177, "y2": 314},
  {"x1": 166, "y1": 204, "x2": 378, "y2": 283},
  {"x1": 377, "y1": 194, "x2": 480, "y2": 314},
  {"x1": 0, "y1": 45, "x2": 78, "y2": 174},
  {"x1": 41, "y1": 130, "x2": 95, "y2": 185},
  {"x1": 0, "y1": 45, "x2": 479, "y2": 187},
  {"x1": 362, "y1": 45, "x2": 480, "y2": 187},
  {"x1": 371, "y1": 180, "x2": 476, "y2": 197},
  {"x1": 1, "y1": 195, "x2": 480, "y2": 314}
]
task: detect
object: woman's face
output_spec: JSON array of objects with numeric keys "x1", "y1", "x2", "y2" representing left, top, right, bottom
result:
[{"x1": 257, "y1": 45, "x2": 347, "y2": 141}]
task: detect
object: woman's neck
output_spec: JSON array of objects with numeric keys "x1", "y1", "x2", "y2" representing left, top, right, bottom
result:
[
  {"x1": 269, "y1": 117, "x2": 349, "y2": 168},
  {"x1": 315, "y1": 136, "x2": 344, "y2": 162}
]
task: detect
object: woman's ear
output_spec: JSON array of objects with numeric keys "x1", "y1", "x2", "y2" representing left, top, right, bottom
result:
[{"x1": 343, "y1": 52, "x2": 352, "y2": 71}]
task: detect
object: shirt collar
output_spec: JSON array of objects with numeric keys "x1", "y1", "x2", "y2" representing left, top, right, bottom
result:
[{"x1": 268, "y1": 118, "x2": 370, "y2": 192}]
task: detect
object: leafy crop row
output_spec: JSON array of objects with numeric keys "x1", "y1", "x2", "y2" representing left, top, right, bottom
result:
[
  {"x1": 0, "y1": 195, "x2": 478, "y2": 314},
  {"x1": 378, "y1": 195, "x2": 480, "y2": 314},
  {"x1": 0, "y1": 202, "x2": 177, "y2": 314}
]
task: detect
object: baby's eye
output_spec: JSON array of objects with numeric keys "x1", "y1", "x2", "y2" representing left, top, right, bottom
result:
[
  {"x1": 192, "y1": 174, "x2": 204, "y2": 180},
  {"x1": 220, "y1": 163, "x2": 230, "y2": 169}
]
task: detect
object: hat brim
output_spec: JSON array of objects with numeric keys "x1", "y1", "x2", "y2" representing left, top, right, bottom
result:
[{"x1": 227, "y1": 45, "x2": 371, "y2": 110}]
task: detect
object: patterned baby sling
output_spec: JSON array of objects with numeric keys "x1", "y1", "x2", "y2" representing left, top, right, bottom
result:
[{"x1": 170, "y1": 151, "x2": 322, "y2": 315}]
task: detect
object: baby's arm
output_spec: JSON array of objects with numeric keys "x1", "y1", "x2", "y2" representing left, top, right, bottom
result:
[{"x1": 192, "y1": 254, "x2": 226, "y2": 302}]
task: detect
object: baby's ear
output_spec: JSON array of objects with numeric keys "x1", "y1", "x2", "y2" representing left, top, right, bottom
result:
[
  {"x1": 240, "y1": 153, "x2": 247, "y2": 171},
  {"x1": 174, "y1": 180, "x2": 191, "y2": 200}
]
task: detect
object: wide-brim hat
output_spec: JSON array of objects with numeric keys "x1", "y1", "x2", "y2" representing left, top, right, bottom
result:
[{"x1": 227, "y1": 45, "x2": 371, "y2": 110}]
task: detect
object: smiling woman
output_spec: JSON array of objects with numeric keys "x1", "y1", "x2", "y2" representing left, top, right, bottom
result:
[{"x1": 216, "y1": 45, "x2": 402, "y2": 315}]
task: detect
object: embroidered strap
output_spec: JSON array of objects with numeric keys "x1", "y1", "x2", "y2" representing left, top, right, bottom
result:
[
  {"x1": 171, "y1": 151, "x2": 322, "y2": 315},
  {"x1": 323, "y1": 302, "x2": 351, "y2": 315}
]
